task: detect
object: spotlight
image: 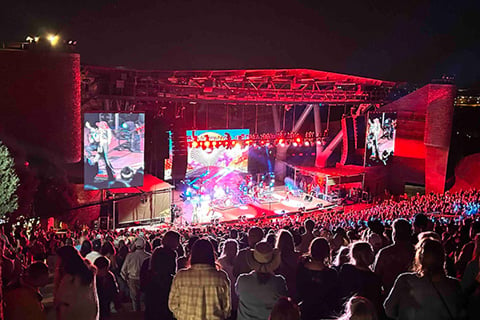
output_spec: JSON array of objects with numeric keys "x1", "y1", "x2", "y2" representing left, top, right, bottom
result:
[{"x1": 47, "y1": 34, "x2": 60, "y2": 46}]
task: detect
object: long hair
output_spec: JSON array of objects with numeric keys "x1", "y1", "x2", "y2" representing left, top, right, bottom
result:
[
  {"x1": 190, "y1": 238, "x2": 216, "y2": 267},
  {"x1": 56, "y1": 245, "x2": 95, "y2": 287},
  {"x1": 100, "y1": 240, "x2": 116, "y2": 256},
  {"x1": 350, "y1": 242, "x2": 374, "y2": 268},
  {"x1": 220, "y1": 239, "x2": 238, "y2": 265},
  {"x1": 413, "y1": 238, "x2": 445, "y2": 277},
  {"x1": 276, "y1": 230, "x2": 295, "y2": 255},
  {"x1": 337, "y1": 296, "x2": 378, "y2": 320}
]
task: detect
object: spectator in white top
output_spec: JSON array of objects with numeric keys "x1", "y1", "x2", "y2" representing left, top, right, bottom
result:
[
  {"x1": 85, "y1": 239, "x2": 103, "y2": 264},
  {"x1": 121, "y1": 237, "x2": 150, "y2": 311}
]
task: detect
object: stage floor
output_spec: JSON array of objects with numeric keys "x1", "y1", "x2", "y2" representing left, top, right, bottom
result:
[{"x1": 173, "y1": 187, "x2": 335, "y2": 224}]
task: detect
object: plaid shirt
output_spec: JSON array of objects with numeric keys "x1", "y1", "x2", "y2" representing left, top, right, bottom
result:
[{"x1": 169, "y1": 264, "x2": 231, "y2": 320}]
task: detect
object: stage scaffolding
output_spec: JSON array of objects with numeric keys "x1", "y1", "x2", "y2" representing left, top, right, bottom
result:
[{"x1": 289, "y1": 164, "x2": 366, "y2": 203}]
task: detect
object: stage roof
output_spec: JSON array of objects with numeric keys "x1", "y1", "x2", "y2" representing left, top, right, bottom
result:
[
  {"x1": 84, "y1": 67, "x2": 396, "y2": 87},
  {"x1": 109, "y1": 174, "x2": 173, "y2": 194},
  {"x1": 82, "y1": 67, "x2": 396, "y2": 105}
]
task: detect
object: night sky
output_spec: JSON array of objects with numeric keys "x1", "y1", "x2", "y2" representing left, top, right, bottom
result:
[{"x1": 3, "y1": 0, "x2": 479, "y2": 87}]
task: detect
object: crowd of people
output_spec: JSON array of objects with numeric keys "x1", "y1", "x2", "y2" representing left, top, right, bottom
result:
[{"x1": 1, "y1": 188, "x2": 480, "y2": 320}]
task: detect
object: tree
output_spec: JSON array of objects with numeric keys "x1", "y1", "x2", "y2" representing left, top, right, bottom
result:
[{"x1": 0, "y1": 141, "x2": 19, "y2": 219}]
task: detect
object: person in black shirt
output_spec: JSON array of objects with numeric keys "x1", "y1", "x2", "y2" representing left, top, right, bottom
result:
[
  {"x1": 339, "y1": 241, "x2": 384, "y2": 319},
  {"x1": 296, "y1": 237, "x2": 341, "y2": 320}
]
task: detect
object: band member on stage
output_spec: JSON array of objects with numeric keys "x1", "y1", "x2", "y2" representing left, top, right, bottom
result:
[{"x1": 86, "y1": 121, "x2": 116, "y2": 181}]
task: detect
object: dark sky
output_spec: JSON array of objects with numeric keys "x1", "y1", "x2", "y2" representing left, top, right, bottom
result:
[{"x1": 3, "y1": 0, "x2": 479, "y2": 87}]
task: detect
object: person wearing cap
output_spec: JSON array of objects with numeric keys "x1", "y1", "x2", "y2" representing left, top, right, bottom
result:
[
  {"x1": 236, "y1": 241, "x2": 287, "y2": 320},
  {"x1": 121, "y1": 237, "x2": 150, "y2": 312}
]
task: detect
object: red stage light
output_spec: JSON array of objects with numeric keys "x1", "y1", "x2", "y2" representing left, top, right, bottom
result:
[
  {"x1": 295, "y1": 137, "x2": 302, "y2": 143},
  {"x1": 192, "y1": 141, "x2": 199, "y2": 148},
  {"x1": 204, "y1": 140, "x2": 211, "y2": 148}
]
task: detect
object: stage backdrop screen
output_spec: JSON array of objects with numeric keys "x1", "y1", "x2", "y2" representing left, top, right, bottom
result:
[
  {"x1": 84, "y1": 113, "x2": 145, "y2": 190},
  {"x1": 164, "y1": 130, "x2": 173, "y2": 181},
  {"x1": 186, "y1": 129, "x2": 249, "y2": 177},
  {"x1": 365, "y1": 112, "x2": 397, "y2": 166}
]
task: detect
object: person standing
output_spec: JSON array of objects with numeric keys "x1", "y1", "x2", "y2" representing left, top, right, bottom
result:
[
  {"x1": 385, "y1": 238, "x2": 466, "y2": 320},
  {"x1": 275, "y1": 230, "x2": 301, "y2": 300},
  {"x1": 234, "y1": 227, "x2": 264, "y2": 278},
  {"x1": 142, "y1": 247, "x2": 176, "y2": 320},
  {"x1": 236, "y1": 241, "x2": 287, "y2": 320},
  {"x1": 94, "y1": 257, "x2": 119, "y2": 320},
  {"x1": 86, "y1": 239, "x2": 103, "y2": 264},
  {"x1": 374, "y1": 219, "x2": 415, "y2": 295},
  {"x1": 169, "y1": 238, "x2": 231, "y2": 320},
  {"x1": 121, "y1": 237, "x2": 150, "y2": 312},
  {"x1": 296, "y1": 238, "x2": 340, "y2": 320},
  {"x1": 4, "y1": 262, "x2": 49, "y2": 320},
  {"x1": 219, "y1": 239, "x2": 239, "y2": 318},
  {"x1": 54, "y1": 246, "x2": 99, "y2": 320},
  {"x1": 460, "y1": 234, "x2": 480, "y2": 320},
  {"x1": 299, "y1": 219, "x2": 315, "y2": 254},
  {"x1": 340, "y1": 242, "x2": 384, "y2": 319}
]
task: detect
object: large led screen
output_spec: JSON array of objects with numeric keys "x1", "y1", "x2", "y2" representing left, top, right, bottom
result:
[
  {"x1": 84, "y1": 113, "x2": 145, "y2": 189},
  {"x1": 186, "y1": 129, "x2": 249, "y2": 177},
  {"x1": 365, "y1": 112, "x2": 397, "y2": 166},
  {"x1": 164, "y1": 130, "x2": 173, "y2": 181}
]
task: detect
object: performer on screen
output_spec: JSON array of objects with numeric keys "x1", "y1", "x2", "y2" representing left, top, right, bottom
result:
[
  {"x1": 86, "y1": 121, "x2": 116, "y2": 181},
  {"x1": 367, "y1": 117, "x2": 382, "y2": 162}
]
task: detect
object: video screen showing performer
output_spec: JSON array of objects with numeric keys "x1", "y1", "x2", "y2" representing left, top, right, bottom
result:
[
  {"x1": 365, "y1": 112, "x2": 397, "y2": 166},
  {"x1": 83, "y1": 113, "x2": 145, "y2": 190},
  {"x1": 186, "y1": 129, "x2": 249, "y2": 177}
]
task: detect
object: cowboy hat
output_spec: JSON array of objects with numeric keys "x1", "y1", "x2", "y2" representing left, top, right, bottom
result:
[{"x1": 246, "y1": 241, "x2": 281, "y2": 273}]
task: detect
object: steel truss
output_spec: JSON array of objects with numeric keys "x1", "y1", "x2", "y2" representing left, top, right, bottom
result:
[{"x1": 82, "y1": 67, "x2": 395, "y2": 107}]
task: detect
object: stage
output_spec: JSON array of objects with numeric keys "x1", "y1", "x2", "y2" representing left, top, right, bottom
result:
[{"x1": 173, "y1": 186, "x2": 335, "y2": 224}]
